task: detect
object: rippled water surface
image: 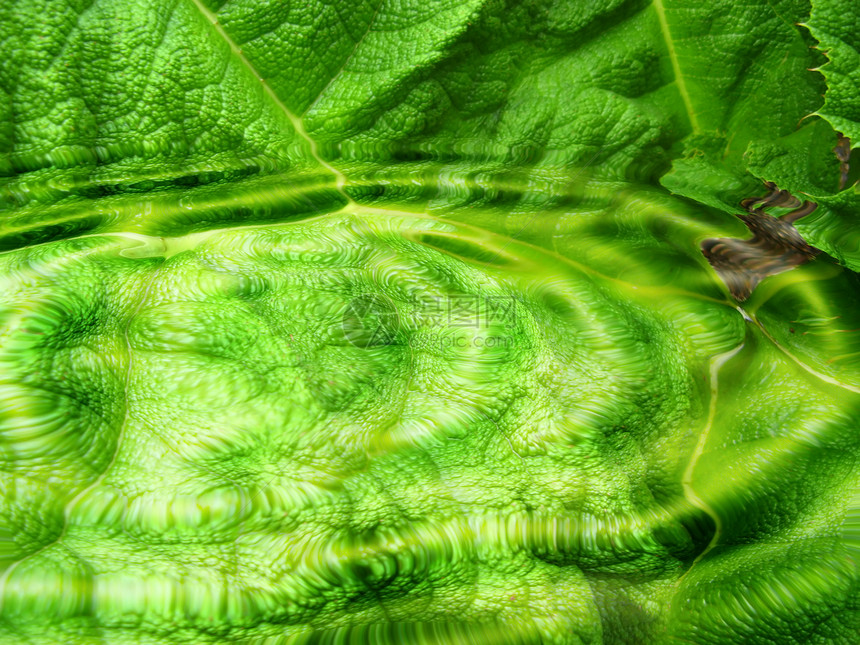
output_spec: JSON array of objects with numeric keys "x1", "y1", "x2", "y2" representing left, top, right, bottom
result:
[{"x1": 1, "y1": 167, "x2": 858, "y2": 642}]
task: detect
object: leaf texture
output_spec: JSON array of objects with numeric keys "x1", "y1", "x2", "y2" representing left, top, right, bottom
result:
[{"x1": 0, "y1": 1, "x2": 858, "y2": 643}]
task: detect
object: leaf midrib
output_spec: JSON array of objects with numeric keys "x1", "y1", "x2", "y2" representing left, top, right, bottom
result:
[
  {"x1": 187, "y1": 0, "x2": 355, "y2": 206},
  {"x1": 652, "y1": 0, "x2": 700, "y2": 133}
]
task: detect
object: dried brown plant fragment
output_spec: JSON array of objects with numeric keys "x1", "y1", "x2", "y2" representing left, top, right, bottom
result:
[{"x1": 701, "y1": 182, "x2": 818, "y2": 301}]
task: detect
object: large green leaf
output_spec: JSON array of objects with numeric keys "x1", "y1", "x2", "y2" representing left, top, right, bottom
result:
[
  {"x1": 0, "y1": 0, "x2": 858, "y2": 643},
  {"x1": 806, "y1": 0, "x2": 860, "y2": 142}
]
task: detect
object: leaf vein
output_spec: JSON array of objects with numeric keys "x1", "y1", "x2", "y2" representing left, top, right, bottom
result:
[{"x1": 186, "y1": 0, "x2": 354, "y2": 204}]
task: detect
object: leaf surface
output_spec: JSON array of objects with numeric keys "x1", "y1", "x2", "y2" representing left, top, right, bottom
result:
[{"x1": 0, "y1": 1, "x2": 858, "y2": 643}]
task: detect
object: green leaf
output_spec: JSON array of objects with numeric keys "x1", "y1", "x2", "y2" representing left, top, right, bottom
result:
[
  {"x1": 806, "y1": 0, "x2": 860, "y2": 142},
  {"x1": 1, "y1": 1, "x2": 859, "y2": 643}
]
